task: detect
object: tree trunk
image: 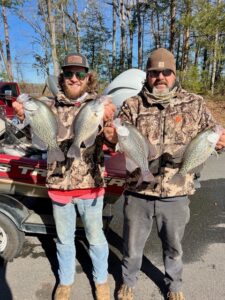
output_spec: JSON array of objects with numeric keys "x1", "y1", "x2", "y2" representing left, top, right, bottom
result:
[
  {"x1": 211, "y1": 0, "x2": 221, "y2": 95},
  {"x1": 72, "y1": 0, "x2": 80, "y2": 52},
  {"x1": 60, "y1": 3, "x2": 68, "y2": 53},
  {"x1": 151, "y1": 12, "x2": 158, "y2": 48},
  {"x1": 125, "y1": 0, "x2": 135, "y2": 69},
  {"x1": 194, "y1": 43, "x2": 199, "y2": 66},
  {"x1": 211, "y1": 31, "x2": 219, "y2": 95},
  {"x1": 176, "y1": 32, "x2": 181, "y2": 70},
  {"x1": 170, "y1": 0, "x2": 176, "y2": 53},
  {"x1": 111, "y1": 0, "x2": 117, "y2": 77},
  {"x1": 181, "y1": 0, "x2": 191, "y2": 71},
  {"x1": 119, "y1": 0, "x2": 126, "y2": 71},
  {"x1": 141, "y1": 13, "x2": 145, "y2": 69},
  {"x1": 46, "y1": 0, "x2": 59, "y2": 76},
  {"x1": 1, "y1": 1, "x2": 13, "y2": 80},
  {"x1": 155, "y1": 2, "x2": 161, "y2": 48},
  {"x1": 137, "y1": 0, "x2": 142, "y2": 68}
]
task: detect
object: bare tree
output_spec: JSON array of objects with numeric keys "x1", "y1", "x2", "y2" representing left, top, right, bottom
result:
[
  {"x1": 112, "y1": 0, "x2": 117, "y2": 76},
  {"x1": 137, "y1": 0, "x2": 142, "y2": 68},
  {"x1": 211, "y1": 0, "x2": 221, "y2": 94},
  {"x1": 119, "y1": 0, "x2": 126, "y2": 71},
  {"x1": 181, "y1": 0, "x2": 191, "y2": 71},
  {"x1": 170, "y1": 0, "x2": 176, "y2": 53},
  {"x1": 1, "y1": 0, "x2": 13, "y2": 80},
  {"x1": 125, "y1": 0, "x2": 136, "y2": 69},
  {"x1": 46, "y1": 0, "x2": 59, "y2": 76},
  {"x1": 59, "y1": 2, "x2": 68, "y2": 53}
]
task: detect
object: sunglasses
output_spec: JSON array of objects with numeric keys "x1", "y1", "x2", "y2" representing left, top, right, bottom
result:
[
  {"x1": 147, "y1": 69, "x2": 173, "y2": 78},
  {"x1": 63, "y1": 70, "x2": 88, "y2": 80}
]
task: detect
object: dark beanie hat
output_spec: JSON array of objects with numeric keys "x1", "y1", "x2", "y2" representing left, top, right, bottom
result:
[{"x1": 146, "y1": 48, "x2": 176, "y2": 74}]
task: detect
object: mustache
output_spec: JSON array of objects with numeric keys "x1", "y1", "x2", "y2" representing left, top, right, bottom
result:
[{"x1": 154, "y1": 80, "x2": 168, "y2": 85}]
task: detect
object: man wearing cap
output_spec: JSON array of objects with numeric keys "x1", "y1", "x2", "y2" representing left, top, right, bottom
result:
[
  {"x1": 104, "y1": 48, "x2": 225, "y2": 300},
  {"x1": 13, "y1": 53, "x2": 116, "y2": 300}
]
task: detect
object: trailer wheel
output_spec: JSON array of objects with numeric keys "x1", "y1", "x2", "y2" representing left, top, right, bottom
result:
[{"x1": 0, "y1": 212, "x2": 25, "y2": 261}]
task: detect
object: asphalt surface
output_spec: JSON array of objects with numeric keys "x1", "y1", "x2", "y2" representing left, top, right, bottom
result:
[{"x1": 0, "y1": 153, "x2": 225, "y2": 300}]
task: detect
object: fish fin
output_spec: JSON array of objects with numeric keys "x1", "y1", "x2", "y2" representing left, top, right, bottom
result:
[
  {"x1": 47, "y1": 147, "x2": 65, "y2": 164},
  {"x1": 115, "y1": 143, "x2": 122, "y2": 152},
  {"x1": 136, "y1": 176, "x2": 143, "y2": 187},
  {"x1": 142, "y1": 170, "x2": 155, "y2": 183},
  {"x1": 67, "y1": 144, "x2": 81, "y2": 159},
  {"x1": 136, "y1": 171, "x2": 155, "y2": 187},
  {"x1": 57, "y1": 122, "x2": 67, "y2": 140},
  {"x1": 147, "y1": 142, "x2": 157, "y2": 160},
  {"x1": 189, "y1": 163, "x2": 205, "y2": 174},
  {"x1": 83, "y1": 130, "x2": 98, "y2": 148},
  {"x1": 24, "y1": 112, "x2": 32, "y2": 126},
  {"x1": 212, "y1": 149, "x2": 219, "y2": 158},
  {"x1": 31, "y1": 133, "x2": 47, "y2": 150},
  {"x1": 168, "y1": 173, "x2": 185, "y2": 186},
  {"x1": 125, "y1": 158, "x2": 138, "y2": 173},
  {"x1": 172, "y1": 147, "x2": 187, "y2": 163}
]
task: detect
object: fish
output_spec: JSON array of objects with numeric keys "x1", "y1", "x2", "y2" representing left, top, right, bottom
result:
[
  {"x1": 113, "y1": 118, "x2": 156, "y2": 186},
  {"x1": 169, "y1": 125, "x2": 224, "y2": 186},
  {"x1": 17, "y1": 94, "x2": 65, "y2": 164},
  {"x1": 67, "y1": 95, "x2": 110, "y2": 159}
]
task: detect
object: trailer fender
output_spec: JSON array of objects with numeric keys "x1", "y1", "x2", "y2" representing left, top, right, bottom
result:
[{"x1": 0, "y1": 194, "x2": 30, "y2": 230}]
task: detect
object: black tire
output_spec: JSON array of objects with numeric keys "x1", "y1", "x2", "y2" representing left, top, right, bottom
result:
[{"x1": 0, "y1": 212, "x2": 25, "y2": 261}]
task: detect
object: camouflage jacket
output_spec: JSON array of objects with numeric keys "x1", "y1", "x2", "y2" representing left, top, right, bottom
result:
[
  {"x1": 118, "y1": 85, "x2": 217, "y2": 198},
  {"x1": 46, "y1": 92, "x2": 105, "y2": 190}
]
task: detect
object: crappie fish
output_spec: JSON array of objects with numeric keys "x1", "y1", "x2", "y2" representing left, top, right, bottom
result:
[
  {"x1": 169, "y1": 125, "x2": 223, "y2": 186},
  {"x1": 113, "y1": 118, "x2": 156, "y2": 186},
  {"x1": 67, "y1": 95, "x2": 110, "y2": 159},
  {"x1": 17, "y1": 94, "x2": 65, "y2": 164}
]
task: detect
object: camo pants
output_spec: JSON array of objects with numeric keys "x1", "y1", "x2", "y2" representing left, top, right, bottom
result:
[{"x1": 121, "y1": 193, "x2": 190, "y2": 292}]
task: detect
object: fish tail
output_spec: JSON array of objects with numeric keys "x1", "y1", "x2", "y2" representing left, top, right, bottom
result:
[
  {"x1": 136, "y1": 171, "x2": 155, "y2": 187},
  {"x1": 142, "y1": 171, "x2": 155, "y2": 183},
  {"x1": 47, "y1": 147, "x2": 65, "y2": 164},
  {"x1": 168, "y1": 173, "x2": 185, "y2": 186},
  {"x1": 67, "y1": 144, "x2": 81, "y2": 159}
]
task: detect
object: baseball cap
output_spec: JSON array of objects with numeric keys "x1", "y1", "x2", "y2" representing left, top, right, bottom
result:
[
  {"x1": 146, "y1": 48, "x2": 176, "y2": 74},
  {"x1": 62, "y1": 53, "x2": 89, "y2": 71}
]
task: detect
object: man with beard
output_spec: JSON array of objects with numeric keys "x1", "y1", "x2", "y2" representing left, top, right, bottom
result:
[
  {"x1": 104, "y1": 48, "x2": 225, "y2": 300},
  {"x1": 13, "y1": 53, "x2": 116, "y2": 300}
]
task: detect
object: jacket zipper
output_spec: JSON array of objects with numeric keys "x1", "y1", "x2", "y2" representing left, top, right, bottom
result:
[{"x1": 159, "y1": 107, "x2": 166, "y2": 197}]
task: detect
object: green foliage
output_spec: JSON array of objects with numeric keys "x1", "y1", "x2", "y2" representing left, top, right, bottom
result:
[
  {"x1": 0, "y1": 71, "x2": 10, "y2": 81},
  {"x1": 178, "y1": 66, "x2": 205, "y2": 93},
  {"x1": 212, "y1": 77, "x2": 225, "y2": 96},
  {"x1": 80, "y1": 0, "x2": 111, "y2": 80}
]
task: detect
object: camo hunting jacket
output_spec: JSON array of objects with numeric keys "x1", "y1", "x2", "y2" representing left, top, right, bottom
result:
[
  {"x1": 118, "y1": 85, "x2": 217, "y2": 198},
  {"x1": 46, "y1": 92, "x2": 105, "y2": 190}
]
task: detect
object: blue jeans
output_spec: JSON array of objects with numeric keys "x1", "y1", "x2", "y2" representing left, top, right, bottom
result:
[{"x1": 52, "y1": 196, "x2": 109, "y2": 285}]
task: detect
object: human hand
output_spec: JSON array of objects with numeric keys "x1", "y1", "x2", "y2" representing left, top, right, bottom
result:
[
  {"x1": 216, "y1": 128, "x2": 225, "y2": 150},
  {"x1": 103, "y1": 97, "x2": 116, "y2": 122},
  {"x1": 12, "y1": 100, "x2": 25, "y2": 121},
  {"x1": 103, "y1": 125, "x2": 118, "y2": 144}
]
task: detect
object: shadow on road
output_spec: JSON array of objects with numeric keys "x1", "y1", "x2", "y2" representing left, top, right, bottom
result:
[
  {"x1": 107, "y1": 228, "x2": 168, "y2": 299},
  {"x1": 183, "y1": 179, "x2": 225, "y2": 263},
  {"x1": 0, "y1": 257, "x2": 13, "y2": 300}
]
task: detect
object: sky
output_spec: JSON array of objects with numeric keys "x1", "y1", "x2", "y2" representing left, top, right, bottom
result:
[
  {"x1": 0, "y1": 1, "x2": 112, "y2": 84},
  {"x1": 1, "y1": 3, "x2": 44, "y2": 83}
]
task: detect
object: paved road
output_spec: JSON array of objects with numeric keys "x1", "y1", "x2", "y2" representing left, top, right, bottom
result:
[{"x1": 1, "y1": 153, "x2": 225, "y2": 300}]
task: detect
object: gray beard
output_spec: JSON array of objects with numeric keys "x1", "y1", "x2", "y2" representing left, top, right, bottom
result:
[
  {"x1": 149, "y1": 86, "x2": 178, "y2": 104},
  {"x1": 152, "y1": 86, "x2": 170, "y2": 97}
]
